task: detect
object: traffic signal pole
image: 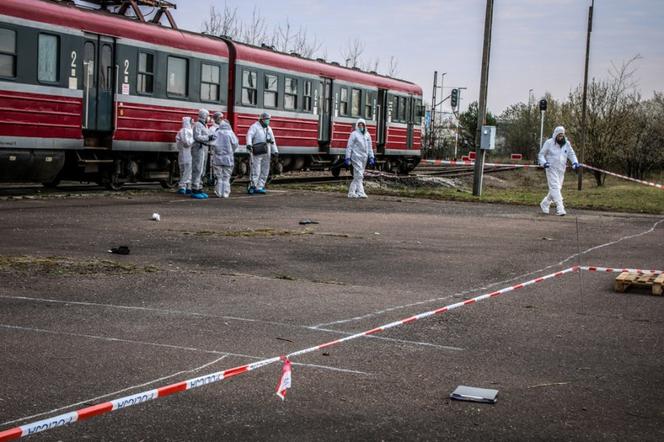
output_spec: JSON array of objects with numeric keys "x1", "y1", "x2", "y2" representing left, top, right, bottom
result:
[{"x1": 472, "y1": 0, "x2": 494, "y2": 196}]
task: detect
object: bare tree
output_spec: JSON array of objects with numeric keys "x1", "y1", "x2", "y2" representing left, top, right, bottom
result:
[
  {"x1": 201, "y1": 4, "x2": 242, "y2": 39},
  {"x1": 291, "y1": 27, "x2": 322, "y2": 58},
  {"x1": 561, "y1": 56, "x2": 642, "y2": 185},
  {"x1": 242, "y1": 6, "x2": 269, "y2": 46},
  {"x1": 342, "y1": 38, "x2": 364, "y2": 68},
  {"x1": 387, "y1": 56, "x2": 399, "y2": 77}
]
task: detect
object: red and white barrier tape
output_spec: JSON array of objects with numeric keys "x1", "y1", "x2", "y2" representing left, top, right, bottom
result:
[
  {"x1": 4, "y1": 264, "x2": 664, "y2": 440},
  {"x1": 580, "y1": 164, "x2": 663, "y2": 190},
  {"x1": 580, "y1": 265, "x2": 663, "y2": 275},
  {"x1": 422, "y1": 159, "x2": 663, "y2": 190},
  {"x1": 0, "y1": 356, "x2": 281, "y2": 441},
  {"x1": 421, "y1": 159, "x2": 541, "y2": 169}
]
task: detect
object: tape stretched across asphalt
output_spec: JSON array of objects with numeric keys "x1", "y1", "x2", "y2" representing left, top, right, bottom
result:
[{"x1": 2, "y1": 265, "x2": 663, "y2": 440}]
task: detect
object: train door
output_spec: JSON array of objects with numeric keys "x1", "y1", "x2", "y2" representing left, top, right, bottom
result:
[
  {"x1": 318, "y1": 77, "x2": 333, "y2": 150},
  {"x1": 376, "y1": 89, "x2": 388, "y2": 153},
  {"x1": 82, "y1": 35, "x2": 115, "y2": 133},
  {"x1": 406, "y1": 96, "x2": 414, "y2": 148}
]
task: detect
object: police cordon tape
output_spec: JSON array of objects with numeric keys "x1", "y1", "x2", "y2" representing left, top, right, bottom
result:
[
  {"x1": 580, "y1": 163, "x2": 663, "y2": 190},
  {"x1": 420, "y1": 159, "x2": 664, "y2": 190},
  {"x1": 1, "y1": 264, "x2": 663, "y2": 441}
]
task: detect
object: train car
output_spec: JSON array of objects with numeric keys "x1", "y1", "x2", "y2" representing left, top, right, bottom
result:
[
  {"x1": 227, "y1": 40, "x2": 423, "y2": 176},
  {"x1": 0, "y1": 0, "x2": 423, "y2": 188}
]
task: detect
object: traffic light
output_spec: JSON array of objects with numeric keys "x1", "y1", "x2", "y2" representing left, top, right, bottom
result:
[
  {"x1": 539, "y1": 98, "x2": 547, "y2": 111},
  {"x1": 450, "y1": 88, "x2": 459, "y2": 109}
]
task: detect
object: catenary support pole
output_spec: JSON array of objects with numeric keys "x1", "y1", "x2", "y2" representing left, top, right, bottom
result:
[
  {"x1": 472, "y1": 0, "x2": 494, "y2": 196},
  {"x1": 578, "y1": 0, "x2": 594, "y2": 191}
]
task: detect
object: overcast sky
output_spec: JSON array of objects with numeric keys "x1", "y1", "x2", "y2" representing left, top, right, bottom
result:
[{"x1": 168, "y1": 0, "x2": 663, "y2": 114}]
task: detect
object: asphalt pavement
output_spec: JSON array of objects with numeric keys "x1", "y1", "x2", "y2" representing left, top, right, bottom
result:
[{"x1": 0, "y1": 187, "x2": 662, "y2": 441}]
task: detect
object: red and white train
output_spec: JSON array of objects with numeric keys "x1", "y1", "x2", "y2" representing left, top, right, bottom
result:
[{"x1": 0, "y1": 0, "x2": 424, "y2": 188}]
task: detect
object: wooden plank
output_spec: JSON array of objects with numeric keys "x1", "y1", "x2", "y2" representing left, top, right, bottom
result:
[{"x1": 653, "y1": 274, "x2": 664, "y2": 296}]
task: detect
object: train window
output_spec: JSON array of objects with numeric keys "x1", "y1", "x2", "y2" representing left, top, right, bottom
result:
[
  {"x1": 264, "y1": 74, "x2": 278, "y2": 108},
  {"x1": 303, "y1": 80, "x2": 312, "y2": 112},
  {"x1": 399, "y1": 96, "x2": 407, "y2": 121},
  {"x1": 351, "y1": 89, "x2": 361, "y2": 117},
  {"x1": 137, "y1": 52, "x2": 154, "y2": 94},
  {"x1": 201, "y1": 63, "x2": 220, "y2": 102},
  {"x1": 340, "y1": 88, "x2": 348, "y2": 115},
  {"x1": 0, "y1": 28, "x2": 16, "y2": 78},
  {"x1": 365, "y1": 94, "x2": 374, "y2": 120},
  {"x1": 100, "y1": 44, "x2": 112, "y2": 91},
  {"x1": 284, "y1": 77, "x2": 297, "y2": 110},
  {"x1": 38, "y1": 34, "x2": 59, "y2": 83},
  {"x1": 242, "y1": 70, "x2": 257, "y2": 105},
  {"x1": 167, "y1": 56, "x2": 188, "y2": 97}
]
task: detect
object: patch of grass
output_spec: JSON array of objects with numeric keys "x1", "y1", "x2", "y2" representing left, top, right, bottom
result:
[
  {"x1": 0, "y1": 256, "x2": 159, "y2": 275},
  {"x1": 274, "y1": 274, "x2": 297, "y2": 281},
  {"x1": 289, "y1": 171, "x2": 664, "y2": 214}
]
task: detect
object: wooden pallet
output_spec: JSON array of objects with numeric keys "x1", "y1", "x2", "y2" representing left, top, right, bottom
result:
[{"x1": 614, "y1": 272, "x2": 664, "y2": 295}]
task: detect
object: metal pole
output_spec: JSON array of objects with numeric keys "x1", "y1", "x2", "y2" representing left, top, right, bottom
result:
[
  {"x1": 472, "y1": 0, "x2": 494, "y2": 196},
  {"x1": 430, "y1": 71, "x2": 437, "y2": 152},
  {"x1": 578, "y1": 0, "x2": 593, "y2": 191}
]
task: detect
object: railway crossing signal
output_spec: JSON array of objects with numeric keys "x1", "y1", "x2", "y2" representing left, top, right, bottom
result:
[{"x1": 450, "y1": 88, "x2": 459, "y2": 109}]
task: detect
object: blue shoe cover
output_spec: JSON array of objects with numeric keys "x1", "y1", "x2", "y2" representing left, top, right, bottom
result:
[
  {"x1": 247, "y1": 186, "x2": 256, "y2": 194},
  {"x1": 176, "y1": 188, "x2": 186, "y2": 195},
  {"x1": 256, "y1": 188, "x2": 266, "y2": 194}
]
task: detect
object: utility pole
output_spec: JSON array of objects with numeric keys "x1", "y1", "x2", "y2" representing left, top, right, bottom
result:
[
  {"x1": 472, "y1": 0, "x2": 494, "y2": 196},
  {"x1": 430, "y1": 71, "x2": 437, "y2": 151},
  {"x1": 578, "y1": 0, "x2": 594, "y2": 191}
]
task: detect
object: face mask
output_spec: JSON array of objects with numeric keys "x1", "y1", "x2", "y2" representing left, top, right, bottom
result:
[
  {"x1": 556, "y1": 136, "x2": 565, "y2": 146},
  {"x1": 359, "y1": 125, "x2": 365, "y2": 134},
  {"x1": 261, "y1": 119, "x2": 270, "y2": 127}
]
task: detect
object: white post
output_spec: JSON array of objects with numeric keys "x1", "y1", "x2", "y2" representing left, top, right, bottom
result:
[{"x1": 539, "y1": 110, "x2": 545, "y2": 149}]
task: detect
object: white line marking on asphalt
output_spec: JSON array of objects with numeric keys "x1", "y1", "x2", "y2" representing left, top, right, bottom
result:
[
  {"x1": 0, "y1": 296, "x2": 458, "y2": 351},
  {"x1": 312, "y1": 217, "x2": 664, "y2": 328},
  {"x1": 0, "y1": 354, "x2": 230, "y2": 427}
]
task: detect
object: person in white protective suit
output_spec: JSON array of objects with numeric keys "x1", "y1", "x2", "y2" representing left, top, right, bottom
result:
[
  {"x1": 191, "y1": 109, "x2": 216, "y2": 199},
  {"x1": 175, "y1": 116, "x2": 194, "y2": 194},
  {"x1": 246, "y1": 112, "x2": 278, "y2": 194},
  {"x1": 537, "y1": 125, "x2": 580, "y2": 216},
  {"x1": 212, "y1": 120, "x2": 239, "y2": 198},
  {"x1": 344, "y1": 118, "x2": 375, "y2": 198}
]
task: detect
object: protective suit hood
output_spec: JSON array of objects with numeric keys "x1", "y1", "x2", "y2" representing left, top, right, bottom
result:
[
  {"x1": 356, "y1": 118, "x2": 367, "y2": 130},
  {"x1": 552, "y1": 126, "x2": 565, "y2": 139},
  {"x1": 219, "y1": 121, "x2": 232, "y2": 131},
  {"x1": 181, "y1": 117, "x2": 192, "y2": 129},
  {"x1": 198, "y1": 109, "x2": 209, "y2": 122}
]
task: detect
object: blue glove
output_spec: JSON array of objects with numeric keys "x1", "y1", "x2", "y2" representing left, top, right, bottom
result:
[
  {"x1": 572, "y1": 162, "x2": 580, "y2": 170},
  {"x1": 208, "y1": 134, "x2": 217, "y2": 141},
  {"x1": 368, "y1": 157, "x2": 375, "y2": 167},
  {"x1": 542, "y1": 162, "x2": 550, "y2": 169},
  {"x1": 344, "y1": 158, "x2": 351, "y2": 167}
]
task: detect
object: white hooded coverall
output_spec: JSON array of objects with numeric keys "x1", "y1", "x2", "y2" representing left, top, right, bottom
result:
[
  {"x1": 538, "y1": 126, "x2": 578, "y2": 215},
  {"x1": 192, "y1": 109, "x2": 212, "y2": 191},
  {"x1": 176, "y1": 117, "x2": 194, "y2": 190},
  {"x1": 246, "y1": 121, "x2": 278, "y2": 190},
  {"x1": 345, "y1": 118, "x2": 374, "y2": 198},
  {"x1": 212, "y1": 121, "x2": 239, "y2": 198}
]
